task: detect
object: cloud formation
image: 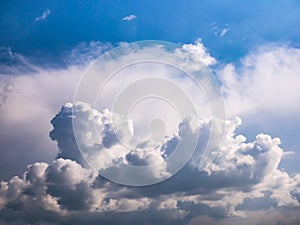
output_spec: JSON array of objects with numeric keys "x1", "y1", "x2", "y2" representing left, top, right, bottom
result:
[
  {"x1": 0, "y1": 82, "x2": 13, "y2": 107},
  {"x1": 0, "y1": 40, "x2": 214, "y2": 180},
  {"x1": 1, "y1": 40, "x2": 300, "y2": 224},
  {"x1": 0, "y1": 47, "x2": 40, "y2": 74},
  {"x1": 1, "y1": 102, "x2": 300, "y2": 224},
  {"x1": 35, "y1": 9, "x2": 51, "y2": 22},
  {"x1": 220, "y1": 28, "x2": 229, "y2": 37},
  {"x1": 65, "y1": 41, "x2": 113, "y2": 65},
  {"x1": 122, "y1": 14, "x2": 137, "y2": 21},
  {"x1": 219, "y1": 45, "x2": 300, "y2": 117},
  {"x1": 211, "y1": 22, "x2": 230, "y2": 38},
  {"x1": 176, "y1": 39, "x2": 216, "y2": 66}
]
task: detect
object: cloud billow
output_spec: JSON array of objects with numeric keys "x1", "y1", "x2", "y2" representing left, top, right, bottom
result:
[
  {"x1": 1, "y1": 40, "x2": 300, "y2": 224},
  {"x1": 1, "y1": 101, "x2": 300, "y2": 224}
]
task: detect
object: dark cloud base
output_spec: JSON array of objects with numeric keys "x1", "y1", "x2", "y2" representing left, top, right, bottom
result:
[{"x1": 1, "y1": 102, "x2": 300, "y2": 225}]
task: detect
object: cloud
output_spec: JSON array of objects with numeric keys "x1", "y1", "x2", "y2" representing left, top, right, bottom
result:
[
  {"x1": 0, "y1": 82, "x2": 13, "y2": 107},
  {"x1": 1, "y1": 40, "x2": 300, "y2": 224},
  {"x1": 0, "y1": 47, "x2": 40, "y2": 74},
  {"x1": 65, "y1": 41, "x2": 113, "y2": 65},
  {"x1": 0, "y1": 62, "x2": 83, "y2": 180},
  {"x1": 211, "y1": 23, "x2": 230, "y2": 37},
  {"x1": 220, "y1": 28, "x2": 229, "y2": 37},
  {"x1": 0, "y1": 40, "x2": 215, "y2": 180},
  {"x1": 0, "y1": 41, "x2": 115, "y2": 179},
  {"x1": 122, "y1": 14, "x2": 137, "y2": 21},
  {"x1": 35, "y1": 9, "x2": 51, "y2": 22},
  {"x1": 190, "y1": 209, "x2": 300, "y2": 225},
  {"x1": 219, "y1": 44, "x2": 300, "y2": 117},
  {"x1": 176, "y1": 39, "x2": 216, "y2": 66},
  {"x1": 50, "y1": 102, "x2": 192, "y2": 182},
  {"x1": 1, "y1": 104, "x2": 300, "y2": 224},
  {"x1": 217, "y1": 44, "x2": 300, "y2": 166}
]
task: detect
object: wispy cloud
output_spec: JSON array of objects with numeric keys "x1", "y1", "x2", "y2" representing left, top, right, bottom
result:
[
  {"x1": 122, "y1": 14, "x2": 137, "y2": 21},
  {"x1": 211, "y1": 22, "x2": 230, "y2": 37},
  {"x1": 66, "y1": 41, "x2": 113, "y2": 65},
  {"x1": 35, "y1": 9, "x2": 51, "y2": 22},
  {"x1": 220, "y1": 28, "x2": 229, "y2": 37}
]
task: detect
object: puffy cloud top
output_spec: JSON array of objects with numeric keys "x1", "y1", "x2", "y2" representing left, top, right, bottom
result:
[{"x1": 1, "y1": 102, "x2": 299, "y2": 224}]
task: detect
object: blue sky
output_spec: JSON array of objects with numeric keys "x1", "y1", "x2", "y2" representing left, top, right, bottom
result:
[
  {"x1": 1, "y1": 1, "x2": 300, "y2": 225},
  {"x1": 1, "y1": 0, "x2": 300, "y2": 64}
]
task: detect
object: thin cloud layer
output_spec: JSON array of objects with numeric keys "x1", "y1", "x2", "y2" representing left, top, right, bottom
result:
[
  {"x1": 65, "y1": 41, "x2": 113, "y2": 65},
  {"x1": 0, "y1": 47, "x2": 40, "y2": 74}
]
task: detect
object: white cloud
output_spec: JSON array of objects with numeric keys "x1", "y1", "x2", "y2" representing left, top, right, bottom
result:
[
  {"x1": 176, "y1": 39, "x2": 216, "y2": 67},
  {"x1": 220, "y1": 28, "x2": 229, "y2": 37},
  {"x1": 45, "y1": 102, "x2": 300, "y2": 216},
  {"x1": 217, "y1": 45, "x2": 300, "y2": 176},
  {"x1": 0, "y1": 40, "x2": 216, "y2": 181},
  {"x1": 35, "y1": 9, "x2": 51, "y2": 22},
  {"x1": 50, "y1": 102, "x2": 193, "y2": 181},
  {"x1": 65, "y1": 41, "x2": 113, "y2": 65},
  {"x1": 1, "y1": 112, "x2": 300, "y2": 224},
  {"x1": 219, "y1": 45, "x2": 300, "y2": 117},
  {"x1": 0, "y1": 64, "x2": 83, "y2": 180},
  {"x1": 122, "y1": 14, "x2": 137, "y2": 21},
  {"x1": 211, "y1": 23, "x2": 229, "y2": 37},
  {"x1": 1, "y1": 40, "x2": 300, "y2": 224},
  {"x1": 0, "y1": 40, "x2": 116, "y2": 179}
]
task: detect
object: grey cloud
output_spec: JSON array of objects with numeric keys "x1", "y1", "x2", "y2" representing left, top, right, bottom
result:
[
  {"x1": 2, "y1": 102, "x2": 299, "y2": 224},
  {"x1": 1, "y1": 42, "x2": 300, "y2": 224},
  {"x1": 49, "y1": 102, "x2": 300, "y2": 216},
  {"x1": 0, "y1": 82, "x2": 13, "y2": 107},
  {"x1": 49, "y1": 105, "x2": 87, "y2": 167},
  {"x1": 0, "y1": 40, "x2": 217, "y2": 181}
]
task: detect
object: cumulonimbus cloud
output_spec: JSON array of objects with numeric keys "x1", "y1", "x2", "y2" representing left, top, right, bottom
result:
[
  {"x1": 1, "y1": 101, "x2": 300, "y2": 224},
  {"x1": 1, "y1": 40, "x2": 300, "y2": 224}
]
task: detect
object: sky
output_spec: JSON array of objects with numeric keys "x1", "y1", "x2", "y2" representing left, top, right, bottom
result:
[{"x1": 1, "y1": 0, "x2": 300, "y2": 224}]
